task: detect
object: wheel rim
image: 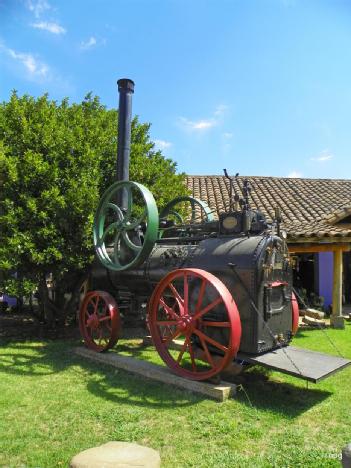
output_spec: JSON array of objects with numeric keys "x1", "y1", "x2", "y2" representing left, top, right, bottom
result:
[
  {"x1": 148, "y1": 268, "x2": 241, "y2": 380},
  {"x1": 79, "y1": 291, "x2": 120, "y2": 352},
  {"x1": 159, "y1": 196, "x2": 214, "y2": 237},
  {"x1": 94, "y1": 181, "x2": 159, "y2": 271},
  {"x1": 292, "y1": 292, "x2": 299, "y2": 335}
]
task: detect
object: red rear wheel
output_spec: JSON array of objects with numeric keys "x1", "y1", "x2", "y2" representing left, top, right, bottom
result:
[
  {"x1": 148, "y1": 268, "x2": 241, "y2": 381},
  {"x1": 292, "y1": 292, "x2": 299, "y2": 335},
  {"x1": 79, "y1": 291, "x2": 121, "y2": 352}
]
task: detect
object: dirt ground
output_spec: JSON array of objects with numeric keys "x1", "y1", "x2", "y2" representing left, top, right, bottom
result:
[{"x1": 0, "y1": 311, "x2": 81, "y2": 340}]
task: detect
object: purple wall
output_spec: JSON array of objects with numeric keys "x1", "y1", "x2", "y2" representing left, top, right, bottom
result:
[{"x1": 318, "y1": 252, "x2": 333, "y2": 306}]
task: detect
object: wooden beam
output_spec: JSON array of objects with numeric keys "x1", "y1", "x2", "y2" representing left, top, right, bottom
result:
[
  {"x1": 288, "y1": 243, "x2": 350, "y2": 253},
  {"x1": 288, "y1": 237, "x2": 351, "y2": 244},
  {"x1": 331, "y1": 247, "x2": 345, "y2": 329},
  {"x1": 75, "y1": 347, "x2": 237, "y2": 402}
]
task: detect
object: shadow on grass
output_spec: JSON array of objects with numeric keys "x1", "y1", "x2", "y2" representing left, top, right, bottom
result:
[
  {"x1": 0, "y1": 339, "x2": 197, "y2": 409},
  {"x1": 0, "y1": 338, "x2": 77, "y2": 376},
  {"x1": 86, "y1": 370, "x2": 198, "y2": 409},
  {"x1": 0, "y1": 339, "x2": 333, "y2": 414},
  {"x1": 234, "y1": 368, "x2": 332, "y2": 417}
]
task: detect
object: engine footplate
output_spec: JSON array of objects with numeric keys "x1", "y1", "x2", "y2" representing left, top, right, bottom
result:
[{"x1": 237, "y1": 346, "x2": 351, "y2": 383}]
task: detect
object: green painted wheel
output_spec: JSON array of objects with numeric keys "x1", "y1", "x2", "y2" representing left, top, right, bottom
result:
[
  {"x1": 159, "y1": 196, "x2": 214, "y2": 238},
  {"x1": 160, "y1": 196, "x2": 214, "y2": 224},
  {"x1": 94, "y1": 181, "x2": 159, "y2": 271}
]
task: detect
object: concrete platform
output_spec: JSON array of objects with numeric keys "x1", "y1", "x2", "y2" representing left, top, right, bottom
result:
[{"x1": 75, "y1": 347, "x2": 237, "y2": 402}]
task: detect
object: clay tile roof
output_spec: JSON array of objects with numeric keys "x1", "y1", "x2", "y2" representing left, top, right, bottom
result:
[{"x1": 186, "y1": 175, "x2": 351, "y2": 241}]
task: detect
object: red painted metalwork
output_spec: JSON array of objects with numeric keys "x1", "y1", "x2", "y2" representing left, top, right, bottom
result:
[
  {"x1": 269, "y1": 281, "x2": 288, "y2": 287},
  {"x1": 79, "y1": 291, "x2": 121, "y2": 352},
  {"x1": 148, "y1": 268, "x2": 242, "y2": 380},
  {"x1": 291, "y1": 292, "x2": 299, "y2": 335}
]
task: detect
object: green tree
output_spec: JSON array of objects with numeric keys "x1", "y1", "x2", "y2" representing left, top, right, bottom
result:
[{"x1": 0, "y1": 92, "x2": 188, "y2": 326}]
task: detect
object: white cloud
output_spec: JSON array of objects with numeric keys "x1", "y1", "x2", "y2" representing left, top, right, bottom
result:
[
  {"x1": 214, "y1": 104, "x2": 228, "y2": 117},
  {"x1": 0, "y1": 43, "x2": 49, "y2": 79},
  {"x1": 178, "y1": 104, "x2": 228, "y2": 133},
  {"x1": 80, "y1": 36, "x2": 97, "y2": 50},
  {"x1": 179, "y1": 117, "x2": 215, "y2": 131},
  {"x1": 310, "y1": 149, "x2": 334, "y2": 162},
  {"x1": 223, "y1": 132, "x2": 233, "y2": 139},
  {"x1": 31, "y1": 21, "x2": 66, "y2": 34},
  {"x1": 154, "y1": 139, "x2": 172, "y2": 150},
  {"x1": 26, "y1": 0, "x2": 51, "y2": 18},
  {"x1": 287, "y1": 171, "x2": 303, "y2": 178}
]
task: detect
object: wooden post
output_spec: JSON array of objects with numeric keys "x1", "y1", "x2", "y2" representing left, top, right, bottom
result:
[{"x1": 331, "y1": 248, "x2": 345, "y2": 329}]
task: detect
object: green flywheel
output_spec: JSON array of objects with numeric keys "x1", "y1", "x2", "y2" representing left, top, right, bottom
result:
[
  {"x1": 160, "y1": 196, "x2": 214, "y2": 224},
  {"x1": 93, "y1": 181, "x2": 159, "y2": 271}
]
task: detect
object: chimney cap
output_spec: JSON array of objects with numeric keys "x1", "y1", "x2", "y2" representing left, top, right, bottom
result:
[{"x1": 117, "y1": 78, "x2": 135, "y2": 93}]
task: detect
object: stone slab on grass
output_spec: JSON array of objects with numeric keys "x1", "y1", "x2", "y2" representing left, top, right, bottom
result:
[
  {"x1": 70, "y1": 441, "x2": 160, "y2": 467},
  {"x1": 75, "y1": 347, "x2": 236, "y2": 402}
]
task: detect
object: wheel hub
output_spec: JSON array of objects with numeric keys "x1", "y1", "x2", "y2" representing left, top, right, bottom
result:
[
  {"x1": 178, "y1": 315, "x2": 195, "y2": 333},
  {"x1": 87, "y1": 314, "x2": 99, "y2": 330}
]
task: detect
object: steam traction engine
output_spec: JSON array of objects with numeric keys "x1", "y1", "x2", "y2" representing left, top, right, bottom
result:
[{"x1": 79, "y1": 79, "x2": 350, "y2": 383}]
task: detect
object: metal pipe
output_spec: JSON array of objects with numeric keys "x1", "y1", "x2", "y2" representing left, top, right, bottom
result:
[{"x1": 116, "y1": 78, "x2": 135, "y2": 209}]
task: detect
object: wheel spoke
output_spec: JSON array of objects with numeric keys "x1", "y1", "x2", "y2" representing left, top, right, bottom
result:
[
  {"x1": 197, "y1": 333, "x2": 216, "y2": 369},
  {"x1": 159, "y1": 297, "x2": 180, "y2": 320},
  {"x1": 193, "y1": 296, "x2": 223, "y2": 321},
  {"x1": 93, "y1": 297, "x2": 99, "y2": 316},
  {"x1": 156, "y1": 320, "x2": 178, "y2": 326},
  {"x1": 113, "y1": 232, "x2": 122, "y2": 265},
  {"x1": 106, "y1": 203, "x2": 123, "y2": 220},
  {"x1": 193, "y1": 328, "x2": 228, "y2": 353},
  {"x1": 183, "y1": 273, "x2": 189, "y2": 314},
  {"x1": 161, "y1": 327, "x2": 182, "y2": 345},
  {"x1": 125, "y1": 209, "x2": 147, "y2": 230},
  {"x1": 101, "y1": 222, "x2": 120, "y2": 243},
  {"x1": 99, "y1": 315, "x2": 111, "y2": 322},
  {"x1": 199, "y1": 321, "x2": 231, "y2": 328},
  {"x1": 188, "y1": 341, "x2": 197, "y2": 371},
  {"x1": 176, "y1": 336, "x2": 190, "y2": 364},
  {"x1": 195, "y1": 279, "x2": 207, "y2": 313},
  {"x1": 169, "y1": 283, "x2": 184, "y2": 308},
  {"x1": 121, "y1": 231, "x2": 143, "y2": 252}
]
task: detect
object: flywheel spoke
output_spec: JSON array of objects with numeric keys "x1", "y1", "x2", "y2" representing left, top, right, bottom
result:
[
  {"x1": 125, "y1": 209, "x2": 147, "y2": 230},
  {"x1": 121, "y1": 231, "x2": 143, "y2": 252},
  {"x1": 106, "y1": 203, "x2": 123, "y2": 220}
]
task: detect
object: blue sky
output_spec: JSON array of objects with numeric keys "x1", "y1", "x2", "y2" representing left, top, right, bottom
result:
[{"x1": 1, "y1": 0, "x2": 351, "y2": 179}]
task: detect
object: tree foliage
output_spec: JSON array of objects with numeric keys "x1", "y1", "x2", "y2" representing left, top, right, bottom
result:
[{"x1": 0, "y1": 92, "x2": 188, "y2": 325}]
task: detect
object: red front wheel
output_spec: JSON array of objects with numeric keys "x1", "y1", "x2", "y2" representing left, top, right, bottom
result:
[
  {"x1": 79, "y1": 291, "x2": 121, "y2": 352},
  {"x1": 148, "y1": 268, "x2": 242, "y2": 381},
  {"x1": 292, "y1": 292, "x2": 299, "y2": 335}
]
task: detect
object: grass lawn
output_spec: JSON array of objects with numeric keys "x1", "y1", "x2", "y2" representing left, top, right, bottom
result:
[{"x1": 0, "y1": 323, "x2": 350, "y2": 467}]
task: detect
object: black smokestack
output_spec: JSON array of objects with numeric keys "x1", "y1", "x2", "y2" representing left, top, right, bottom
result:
[{"x1": 116, "y1": 78, "x2": 135, "y2": 209}]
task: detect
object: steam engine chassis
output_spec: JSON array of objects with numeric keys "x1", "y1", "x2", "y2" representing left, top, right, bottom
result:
[{"x1": 79, "y1": 79, "x2": 350, "y2": 383}]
